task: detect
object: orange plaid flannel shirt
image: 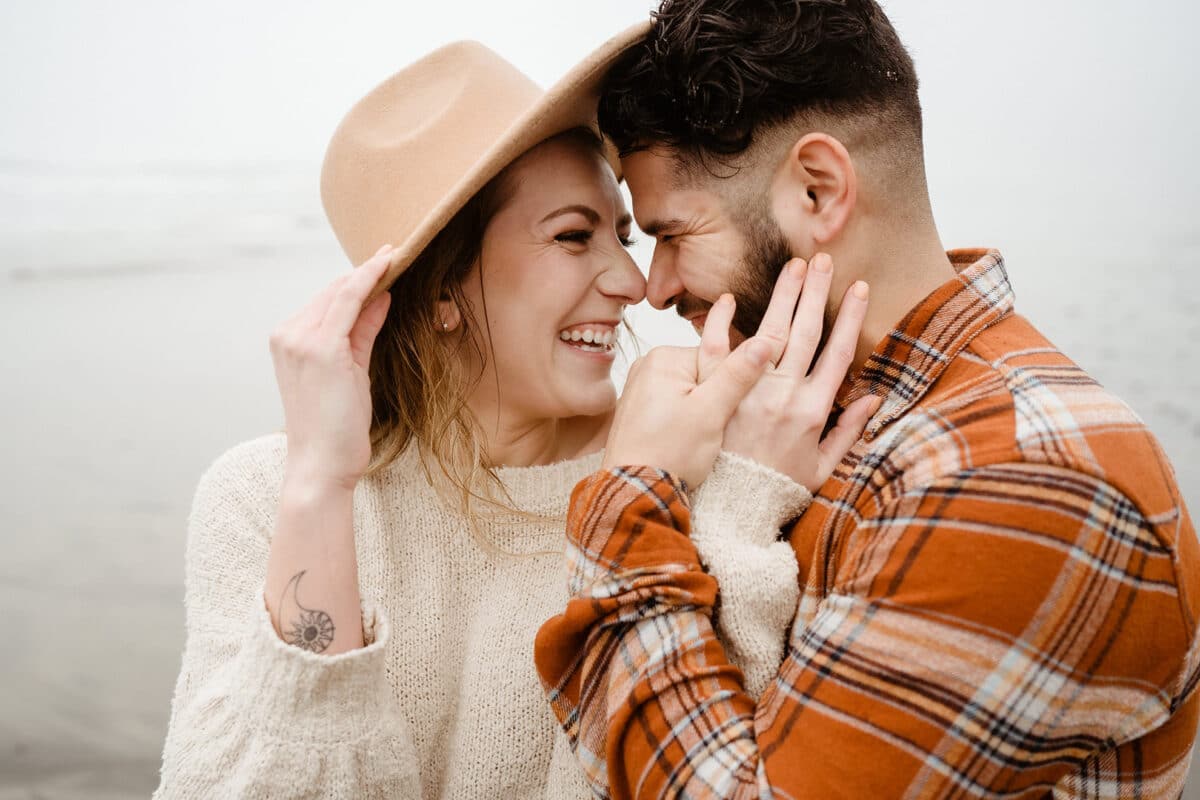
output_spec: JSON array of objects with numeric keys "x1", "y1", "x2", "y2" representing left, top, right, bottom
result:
[{"x1": 536, "y1": 249, "x2": 1200, "y2": 799}]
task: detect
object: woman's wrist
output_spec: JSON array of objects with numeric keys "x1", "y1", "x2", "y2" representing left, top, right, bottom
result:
[
  {"x1": 278, "y1": 466, "x2": 358, "y2": 537},
  {"x1": 282, "y1": 457, "x2": 360, "y2": 502}
]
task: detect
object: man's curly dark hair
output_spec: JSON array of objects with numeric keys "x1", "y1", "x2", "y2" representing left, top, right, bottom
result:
[{"x1": 599, "y1": 0, "x2": 922, "y2": 164}]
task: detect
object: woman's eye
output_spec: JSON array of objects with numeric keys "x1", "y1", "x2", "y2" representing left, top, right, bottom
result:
[
  {"x1": 556, "y1": 230, "x2": 593, "y2": 244},
  {"x1": 620, "y1": 235, "x2": 638, "y2": 249}
]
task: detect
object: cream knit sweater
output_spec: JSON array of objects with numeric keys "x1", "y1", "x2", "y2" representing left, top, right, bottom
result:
[{"x1": 153, "y1": 433, "x2": 809, "y2": 799}]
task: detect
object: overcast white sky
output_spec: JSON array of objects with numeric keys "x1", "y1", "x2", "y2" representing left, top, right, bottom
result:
[
  {"x1": 3, "y1": 0, "x2": 1199, "y2": 252},
  {"x1": 1, "y1": 3, "x2": 1195, "y2": 163}
]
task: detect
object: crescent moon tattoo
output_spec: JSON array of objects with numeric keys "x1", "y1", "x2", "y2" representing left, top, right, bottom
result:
[{"x1": 279, "y1": 570, "x2": 335, "y2": 653}]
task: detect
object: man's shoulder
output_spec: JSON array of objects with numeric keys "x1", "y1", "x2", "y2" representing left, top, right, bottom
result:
[
  {"x1": 848, "y1": 312, "x2": 1200, "y2": 709},
  {"x1": 968, "y1": 314, "x2": 1181, "y2": 518},
  {"x1": 872, "y1": 312, "x2": 1188, "y2": 546}
]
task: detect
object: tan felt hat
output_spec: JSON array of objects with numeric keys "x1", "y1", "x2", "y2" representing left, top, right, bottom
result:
[{"x1": 319, "y1": 20, "x2": 652, "y2": 303}]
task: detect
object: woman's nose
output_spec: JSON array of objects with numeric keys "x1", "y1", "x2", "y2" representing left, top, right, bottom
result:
[{"x1": 597, "y1": 247, "x2": 647, "y2": 304}]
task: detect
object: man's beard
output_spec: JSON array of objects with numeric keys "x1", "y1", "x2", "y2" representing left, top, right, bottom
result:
[{"x1": 727, "y1": 203, "x2": 794, "y2": 339}]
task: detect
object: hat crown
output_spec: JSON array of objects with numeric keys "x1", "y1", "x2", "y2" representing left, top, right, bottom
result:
[
  {"x1": 347, "y1": 42, "x2": 543, "y2": 149},
  {"x1": 320, "y1": 42, "x2": 544, "y2": 267}
]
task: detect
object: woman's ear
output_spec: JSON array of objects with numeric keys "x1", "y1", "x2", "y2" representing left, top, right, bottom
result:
[
  {"x1": 772, "y1": 132, "x2": 857, "y2": 247},
  {"x1": 435, "y1": 295, "x2": 462, "y2": 333}
]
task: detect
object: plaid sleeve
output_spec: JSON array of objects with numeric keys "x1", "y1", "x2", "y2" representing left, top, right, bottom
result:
[
  {"x1": 535, "y1": 464, "x2": 1198, "y2": 799},
  {"x1": 534, "y1": 466, "x2": 760, "y2": 799}
]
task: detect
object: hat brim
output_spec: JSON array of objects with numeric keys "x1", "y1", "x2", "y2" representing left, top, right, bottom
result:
[{"x1": 366, "y1": 19, "x2": 652, "y2": 303}]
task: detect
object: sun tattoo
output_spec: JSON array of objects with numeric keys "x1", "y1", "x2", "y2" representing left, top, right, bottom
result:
[{"x1": 279, "y1": 571, "x2": 335, "y2": 653}]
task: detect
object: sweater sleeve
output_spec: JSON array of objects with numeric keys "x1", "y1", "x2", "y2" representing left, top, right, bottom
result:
[
  {"x1": 153, "y1": 440, "x2": 422, "y2": 799},
  {"x1": 688, "y1": 451, "x2": 809, "y2": 699}
]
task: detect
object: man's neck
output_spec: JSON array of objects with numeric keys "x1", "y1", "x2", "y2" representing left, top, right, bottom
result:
[{"x1": 840, "y1": 224, "x2": 958, "y2": 375}]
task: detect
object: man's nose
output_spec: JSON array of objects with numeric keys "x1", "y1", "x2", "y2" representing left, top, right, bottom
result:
[{"x1": 646, "y1": 249, "x2": 684, "y2": 310}]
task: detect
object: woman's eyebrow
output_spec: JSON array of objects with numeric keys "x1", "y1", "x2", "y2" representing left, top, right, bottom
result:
[{"x1": 540, "y1": 204, "x2": 600, "y2": 224}]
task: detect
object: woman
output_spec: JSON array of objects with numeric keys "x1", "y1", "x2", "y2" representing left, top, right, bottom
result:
[{"x1": 153, "y1": 28, "x2": 827, "y2": 799}]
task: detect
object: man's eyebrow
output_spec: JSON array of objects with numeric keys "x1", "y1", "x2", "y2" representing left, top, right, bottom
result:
[
  {"x1": 639, "y1": 218, "x2": 686, "y2": 237},
  {"x1": 540, "y1": 204, "x2": 600, "y2": 225}
]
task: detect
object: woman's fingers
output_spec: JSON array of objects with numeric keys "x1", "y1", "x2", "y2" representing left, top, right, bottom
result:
[
  {"x1": 779, "y1": 252, "x2": 834, "y2": 375},
  {"x1": 697, "y1": 293, "x2": 735, "y2": 381},
  {"x1": 816, "y1": 393, "x2": 882, "y2": 478},
  {"x1": 348, "y1": 291, "x2": 392, "y2": 368},
  {"x1": 695, "y1": 336, "x2": 774, "y2": 422},
  {"x1": 322, "y1": 244, "x2": 399, "y2": 337},
  {"x1": 282, "y1": 243, "x2": 392, "y2": 334},
  {"x1": 808, "y1": 280, "x2": 869, "y2": 399},
  {"x1": 755, "y1": 258, "x2": 807, "y2": 364},
  {"x1": 288, "y1": 274, "x2": 351, "y2": 331}
]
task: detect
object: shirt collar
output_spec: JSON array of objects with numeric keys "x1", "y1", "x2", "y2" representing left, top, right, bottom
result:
[{"x1": 837, "y1": 248, "x2": 1014, "y2": 441}]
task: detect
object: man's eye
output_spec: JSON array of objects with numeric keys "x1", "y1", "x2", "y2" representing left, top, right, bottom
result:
[
  {"x1": 659, "y1": 234, "x2": 675, "y2": 244},
  {"x1": 556, "y1": 230, "x2": 593, "y2": 244}
]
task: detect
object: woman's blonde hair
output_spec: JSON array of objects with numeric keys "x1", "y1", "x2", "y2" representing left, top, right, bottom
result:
[{"x1": 363, "y1": 127, "x2": 616, "y2": 547}]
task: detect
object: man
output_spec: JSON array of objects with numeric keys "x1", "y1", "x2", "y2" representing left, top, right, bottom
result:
[{"x1": 535, "y1": 1, "x2": 1200, "y2": 797}]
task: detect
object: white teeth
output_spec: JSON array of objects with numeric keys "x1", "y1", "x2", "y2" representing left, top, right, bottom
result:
[{"x1": 557, "y1": 326, "x2": 617, "y2": 351}]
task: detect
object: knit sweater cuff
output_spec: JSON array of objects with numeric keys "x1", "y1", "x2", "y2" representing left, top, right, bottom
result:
[
  {"x1": 691, "y1": 450, "x2": 812, "y2": 550},
  {"x1": 235, "y1": 589, "x2": 395, "y2": 744},
  {"x1": 688, "y1": 451, "x2": 807, "y2": 699}
]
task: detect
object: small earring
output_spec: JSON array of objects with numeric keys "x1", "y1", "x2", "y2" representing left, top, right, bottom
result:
[{"x1": 441, "y1": 321, "x2": 450, "y2": 332}]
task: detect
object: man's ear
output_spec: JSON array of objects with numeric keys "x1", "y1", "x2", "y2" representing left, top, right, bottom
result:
[{"x1": 771, "y1": 132, "x2": 857, "y2": 247}]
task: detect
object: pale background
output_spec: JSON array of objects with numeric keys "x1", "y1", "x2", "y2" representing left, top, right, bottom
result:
[{"x1": 1, "y1": 0, "x2": 1198, "y2": 797}]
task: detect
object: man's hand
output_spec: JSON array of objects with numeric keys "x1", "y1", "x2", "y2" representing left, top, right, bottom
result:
[
  {"x1": 601, "y1": 334, "x2": 774, "y2": 489},
  {"x1": 700, "y1": 253, "x2": 881, "y2": 492}
]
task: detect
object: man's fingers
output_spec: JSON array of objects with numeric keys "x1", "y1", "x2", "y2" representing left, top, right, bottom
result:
[
  {"x1": 697, "y1": 294, "x2": 735, "y2": 382},
  {"x1": 755, "y1": 259, "x2": 807, "y2": 364},
  {"x1": 809, "y1": 280, "x2": 869, "y2": 400},
  {"x1": 322, "y1": 244, "x2": 399, "y2": 337},
  {"x1": 817, "y1": 394, "x2": 881, "y2": 475},
  {"x1": 696, "y1": 336, "x2": 774, "y2": 420},
  {"x1": 779, "y1": 252, "x2": 834, "y2": 375}
]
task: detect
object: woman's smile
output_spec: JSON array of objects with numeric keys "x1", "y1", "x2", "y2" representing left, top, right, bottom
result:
[{"x1": 558, "y1": 321, "x2": 618, "y2": 359}]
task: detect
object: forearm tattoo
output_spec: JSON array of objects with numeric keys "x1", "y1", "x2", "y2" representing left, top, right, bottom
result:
[{"x1": 278, "y1": 570, "x2": 335, "y2": 653}]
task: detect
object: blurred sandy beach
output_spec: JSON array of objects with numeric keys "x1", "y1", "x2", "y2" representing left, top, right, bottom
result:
[{"x1": 1, "y1": 160, "x2": 1198, "y2": 799}]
